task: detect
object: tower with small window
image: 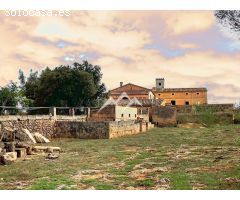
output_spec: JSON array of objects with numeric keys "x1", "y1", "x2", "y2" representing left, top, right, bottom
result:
[{"x1": 156, "y1": 78, "x2": 165, "y2": 90}]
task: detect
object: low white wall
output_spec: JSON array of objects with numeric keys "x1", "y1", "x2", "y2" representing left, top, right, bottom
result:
[{"x1": 115, "y1": 106, "x2": 137, "y2": 121}]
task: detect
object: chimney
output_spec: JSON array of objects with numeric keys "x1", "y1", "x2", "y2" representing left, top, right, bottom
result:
[{"x1": 120, "y1": 82, "x2": 123, "y2": 87}]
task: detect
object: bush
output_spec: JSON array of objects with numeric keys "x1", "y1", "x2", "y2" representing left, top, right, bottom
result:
[
  {"x1": 177, "y1": 112, "x2": 233, "y2": 126},
  {"x1": 234, "y1": 109, "x2": 240, "y2": 124}
]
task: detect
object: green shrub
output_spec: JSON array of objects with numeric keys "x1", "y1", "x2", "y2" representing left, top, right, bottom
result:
[
  {"x1": 234, "y1": 109, "x2": 240, "y2": 123},
  {"x1": 177, "y1": 111, "x2": 233, "y2": 126}
]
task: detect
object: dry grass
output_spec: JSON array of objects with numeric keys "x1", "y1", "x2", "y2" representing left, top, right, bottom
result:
[{"x1": 0, "y1": 124, "x2": 240, "y2": 190}]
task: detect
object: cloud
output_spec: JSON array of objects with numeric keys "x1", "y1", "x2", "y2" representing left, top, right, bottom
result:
[
  {"x1": 176, "y1": 43, "x2": 198, "y2": 49},
  {"x1": 0, "y1": 11, "x2": 239, "y2": 104},
  {"x1": 163, "y1": 11, "x2": 215, "y2": 35}
]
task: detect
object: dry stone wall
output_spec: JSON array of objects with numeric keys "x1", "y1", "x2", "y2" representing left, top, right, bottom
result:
[
  {"x1": 0, "y1": 119, "x2": 55, "y2": 138},
  {"x1": 54, "y1": 120, "x2": 153, "y2": 139},
  {"x1": 0, "y1": 117, "x2": 154, "y2": 140},
  {"x1": 54, "y1": 121, "x2": 109, "y2": 139},
  {"x1": 152, "y1": 106, "x2": 177, "y2": 127},
  {"x1": 108, "y1": 120, "x2": 139, "y2": 138}
]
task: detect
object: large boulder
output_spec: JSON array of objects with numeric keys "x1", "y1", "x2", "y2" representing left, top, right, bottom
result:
[
  {"x1": 4, "y1": 142, "x2": 16, "y2": 152},
  {"x1": 15, "y1": 128, "x2": 36, "y2": 144},
  {"x1": 0, "y1": 152, "x2": 17, "y2": 165},
  {"x1": 0, "y1": 141, "x2": 4, "y2": 149},
  {"x1": 33, "y1": 132, "x2": 50, "y2": 143}
]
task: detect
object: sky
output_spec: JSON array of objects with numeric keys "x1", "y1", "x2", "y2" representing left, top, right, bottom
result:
[{"x1": 0, "y1": 10, "x2": 239, "y2": 104}]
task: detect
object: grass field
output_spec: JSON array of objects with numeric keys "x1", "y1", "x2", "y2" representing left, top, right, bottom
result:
[{"x1": 1, "y1": 124, "x2": 240, "y2": 190}]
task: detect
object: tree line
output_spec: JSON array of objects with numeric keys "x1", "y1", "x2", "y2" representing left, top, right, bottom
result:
[{"x1": 0, "y1": 61, "x2": 107, "y2": 111}]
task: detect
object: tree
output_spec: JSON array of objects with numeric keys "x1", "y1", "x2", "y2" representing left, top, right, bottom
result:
[
  {"x1": 24, "y1": 61, "x2": 107, "y2": 107},
  {"x1": 24, "y1": 69, "x2": 39, "y2": 101},
  {"x1": 73, "y1": 61, "x2": 107, "y2": 99},
  {"x1": 0, "y1": 82, "x2": 18, "y2": 108},
  {"x1": 18, "y1": 69, "x2": 26, "y2": 86},
  {"x1": 0, "y1": 81, "x2": 29, "y2": 114},
  {"x1": 215, "y1": 10, "x2": 240, "y2": 39}
]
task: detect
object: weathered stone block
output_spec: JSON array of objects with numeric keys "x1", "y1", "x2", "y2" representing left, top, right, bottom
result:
[
  {"x1": 15, "y1": 148, "x2": 27, "y2": 158},
  {"x1": 33, "y1": 132, "x2": 50, "y2": 143},
  {"x1": 0, "y1": 141, "x2": 4, "y2": 149},
  {"x1": 4, "y1": 142, "x2": 16, "y2": 152},
  {"x1": 0, "y1": 152, "x2": 17, "y2": 165},
  {"x1": 15, "y1": 128, "x2": 36, "y2": 143}
]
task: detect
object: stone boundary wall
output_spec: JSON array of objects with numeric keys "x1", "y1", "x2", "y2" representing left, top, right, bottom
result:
[
  {"x1": 151, "y1": 106, "x2": 177, "y2": 127},
  {"x1": 109, "y1": 120, "x2": 139, "y2": 138},
  {"x1": 0, "y1": 117, "x2": 154, "y2": 140},
  {"x1": 54, "y1": 120, "x2": 154, "y2": 139},
  {"x1": 0, "y1": 115, "x2": 87, "y2": 121},
  {"x1": 0, "y1": 119, "x2": 55, "y2": 138},
  {"x1": 54, "y1": 121, "x2": 109, "y2": 139}
]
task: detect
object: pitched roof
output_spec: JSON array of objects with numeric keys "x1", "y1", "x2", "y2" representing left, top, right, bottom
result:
[
  {"x1": 110, "y1": 90, "x2": 150, "y2": 95},
  {"x1": 110, "y1": 83, "x2": 152, "y2": 95},
  {"x1": 116, "y1": 99, "x2": 164, "y2": 107}
]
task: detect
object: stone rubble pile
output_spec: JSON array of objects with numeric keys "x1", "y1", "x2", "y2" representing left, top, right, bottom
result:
[{"x1": 0, "y1": 125, "x2": 60, "y2": 165}]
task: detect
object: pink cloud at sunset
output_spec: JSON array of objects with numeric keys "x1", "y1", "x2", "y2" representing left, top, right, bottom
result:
[{"x1": 0, "y1": 11, "x2": 239, "y2": 103}]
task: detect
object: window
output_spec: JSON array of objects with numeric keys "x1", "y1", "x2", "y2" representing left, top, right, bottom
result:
[
  {"x1": 196, "y1": 92, "x2": 199, "y2": 95},
  {"x1": 172, "y1": 93, "x2": 175, "y2": 96},
  {"x1": 135, "y1": 114, "x2": 137, "y2": 117},
  {"x1": 171, "y1": 100, "x2": 176, "y2": 105},
  {"x1": 158, "y1": 94, "x2": 161, "y2": 96},
  {"x1": 121, "y1": 114, "x2": 124, "y2": 117},
  {"x1": 129, "y1": 114, "x2": 131, "y2": 117},
  {"x1": 186, "y1": 92, "x2": 189, "y2": 96},
  {"x1": 185, "y1": 101, "x2": 189, "y2": 105},
  {"x1": 159, "y1": 82, "x2": 162, "y2": 86}
]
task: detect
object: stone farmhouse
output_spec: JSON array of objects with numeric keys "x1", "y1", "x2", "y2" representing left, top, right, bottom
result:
[{"x1": 109, "y1": 78, "x2": 208, "y2": 106}]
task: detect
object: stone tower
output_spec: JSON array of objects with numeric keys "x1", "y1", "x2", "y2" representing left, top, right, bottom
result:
[{"x1": 156, "y1": 78, "x2": 165, "y2": 90}]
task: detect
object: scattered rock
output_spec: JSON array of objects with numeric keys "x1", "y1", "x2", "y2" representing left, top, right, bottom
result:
[
  {"x1": 177, "y1": 123, "x2": 205, "y2": 129},
  {"x1": 56, "y1": 184, "x2": 77, "y2": 190},
  {"x1": 15, "y1": 141, "x2": 33, "y2": 155},
  {"x1": 0, "y1": 142, "x2": 5, "y2": 149},
  {"x1": 192, "y1": 183, "x2": 206, "y2": 190},
  {"x1": 0, "y1": 152, "x2": 17, "y2": 165},
  {"x1": 1, "y1": 127, "x2": 17, "y2": 142},
  {"x1": 157, "y1": 178, "x2": 170, "y2": 184},
  {"x1": 33, "y1": 146, "x2": 61, "y2": 153},
  {"x1": 46, "y1": 153, "x2": 59, "y2": 160},
  {"x1": 15, "y1": 128, "x2": 36, "y2": 144},
  {"x1": 86, "y1": 186, "x2": 96, "y2": 190},
  {"x1": 214, "y1": 155, "x2": 224, "y2": 162},
  {"x1": 126, "y1": 186, "x2": 136, "y2": 190},
  {"x1": 56, "y1": 184, "x2": 67, "y2": 190},
  {"x1": 225, "y1": 177, "x2": 240, "y2": 183},
  {"x1": 4, "y1": 142, "x2": 16, "y2": 152},
  {"x1": 33, "y1": 132, "x2": 50, "y2": 143},
  {"x1": 46, "y1": 147, "x2": 61, "y2": 153},
  {"x1": 72, "y1": 169, "x2": 112, "y2": 182},
  {"x1": 129, "y1": 167, "x2": 170, "y2": 180}
]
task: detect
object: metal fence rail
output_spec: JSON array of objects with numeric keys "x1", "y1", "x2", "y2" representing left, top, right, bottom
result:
[{"x1": 0, "y1": 106, "x2": 92, "y2": 119}]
